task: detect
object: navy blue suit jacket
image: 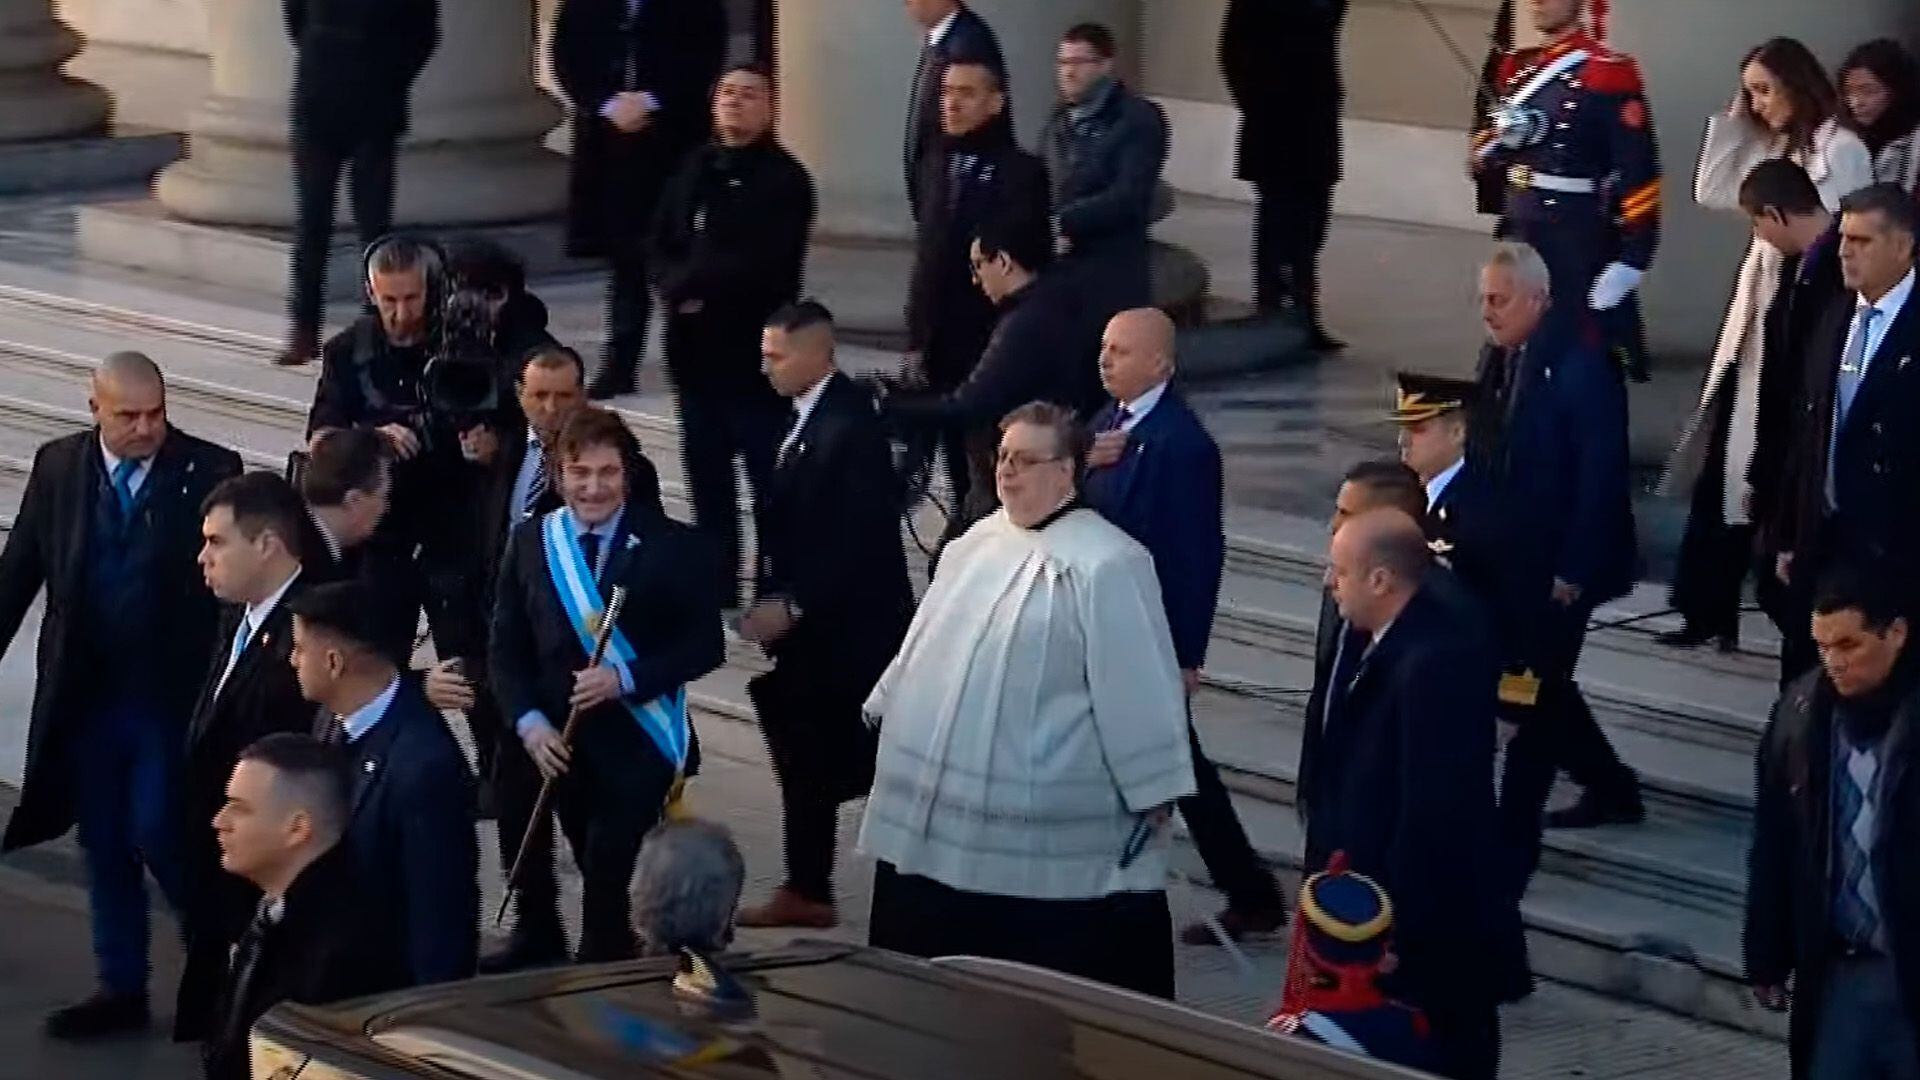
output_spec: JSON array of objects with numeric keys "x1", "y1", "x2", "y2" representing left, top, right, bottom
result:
[
  {"x1": 905, "y1": 4, "x2": 1008, "y2": 217},
  {"x1": 341, "y1": 675, "x2": 479, "y2": 986},
  {"x1": 1081, "y1": 390, "x2": 1224, "y2": 671}
]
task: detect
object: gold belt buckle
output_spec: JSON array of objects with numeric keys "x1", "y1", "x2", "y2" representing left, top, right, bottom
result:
[{"x1": 1507, "y1": 164, "x2": 1534, "y2": 189}]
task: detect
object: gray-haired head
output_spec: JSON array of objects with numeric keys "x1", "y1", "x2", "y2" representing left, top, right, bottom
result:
[
  {"x1": 364, "y1": 235, "x2": 443, "y2": 282},
  {"x1": 1484, "y1": 241, "x2": 1552, "y2": 297},
  {"x1": 630, "y1": 820, "x2": 746, "y2": 955}
]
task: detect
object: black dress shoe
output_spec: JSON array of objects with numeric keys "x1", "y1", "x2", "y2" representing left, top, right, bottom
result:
[
  {"x1": 1306, "y1": 326, "x2": 1347, "y2": 352},
  {"x1": 478, "y1": 933, "x2": 569, "y2": 975},
  {"x1": 1545, "y1": 788, "x2": 1646, "y2": 830},
  {"x1": 1655, "y1": 625, "x2": 1736, "y2": 651},
  {"x1": 45, "y1": 990, "x2": 148, "y2": 1040},
  {"x1": 587, "y1": 371, "x2": 637, "y2": 401}
]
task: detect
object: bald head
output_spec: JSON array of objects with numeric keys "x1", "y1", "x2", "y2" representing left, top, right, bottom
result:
[
  {"x1": 1328, "y1": 508, "x2": 1430, "y2": 632},
  {"x1": 1100, "y1": 308, "x2": 1177, "y2": 404},
  {"x1": 90, "y1": 351, "x2": 168, "y2": 460}
]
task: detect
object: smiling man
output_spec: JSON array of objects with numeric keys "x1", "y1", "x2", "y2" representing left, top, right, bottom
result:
[{"x1": 490, "y1": 407, "x2": 725, "y2": 963}]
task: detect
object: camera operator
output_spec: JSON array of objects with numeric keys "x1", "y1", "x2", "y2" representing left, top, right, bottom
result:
[
  {"x1": 648, "y1": 63, "x2": 817, "y2": 607},
  {"x1": 880, "y1": 212, "x2": 1105, "y2": 547},
  {"x1": 443, "y1": 238, "x2": 559, "y2": 403}
]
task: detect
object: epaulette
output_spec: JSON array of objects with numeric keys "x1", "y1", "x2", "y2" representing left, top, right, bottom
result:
[{"x1": 1583, "y1": 51, "x2": 1645, "y2": 96}]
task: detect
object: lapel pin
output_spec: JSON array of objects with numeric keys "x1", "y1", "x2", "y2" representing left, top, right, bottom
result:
[
  {"x1": 362, "y1": 760, "x2": 376, "y2": 773},
  {"x1": 625, "y1": 535, "x2": 639, "y2": 550},
  {"x1": 1901, "y1": 356, "x2": 1911, "y2": 371}
]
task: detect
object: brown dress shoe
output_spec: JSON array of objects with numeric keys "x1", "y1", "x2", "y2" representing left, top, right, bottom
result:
[
  {"x1": 736, "y1": 886, "x2": 837, "y2": 929},
  {"x1": 1179, "y1": 904, "x2": 1287, "y2": 946}
]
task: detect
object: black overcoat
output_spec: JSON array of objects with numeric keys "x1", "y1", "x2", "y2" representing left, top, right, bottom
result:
[
  {"x1": 1219, "y1": 0, "x2": 1347, "y2": 190},
  {"x1": 285, "y1": 0, "x2": 437, "y2": 147}
]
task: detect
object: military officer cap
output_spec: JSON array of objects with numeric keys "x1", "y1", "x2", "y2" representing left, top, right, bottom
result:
[{"x1": 1388, "y1": 372, "x2": 1478, "y2": 425}]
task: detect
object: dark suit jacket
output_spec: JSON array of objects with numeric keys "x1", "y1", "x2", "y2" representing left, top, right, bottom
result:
[
  {"x1": 904, "y1": 4, "x2": 1007, "y2": 220},
  {"x1": 490, "y1": 493, "x2": 726, "y2": 776},
  {"x1": 1777, "y1": 276, "x2": 1920, "y2": 580},
  {"x1": 201, "y1": 843, "x2": 405, "y2": 1080},
  {"x1": 1081, "y1": 390, "x2": 1224, "y2": 672},
  {"x1": 1752, "y1": 227, "x2": 1844, "y2": 550},
  {"x1": 553, "y1": 0, "x2": 729, "y2": 258},
  {"x1": 1473, "y1": 313, "x2": 1636, "y2": 627},
  {"x1": 1220, "y1": 0, "x2": 1347, "y2": 190},
  {"x1": 906, "y1": 127, "x2": 1050, "y2": 387},
  {"x1": 1300, "y1": 584, "x2": 1530, "y2": 1011},
  {"x1": 299, "y1": 509, "x2": 421, "y2": 666},
  {"x1": 285, "y1": 0, "x2": 437, "y2": 144},
  {"x1": 1428, "y1": 459, "x2": 1517, "y2": 662},
  {"x1": 1296, "y1": 590, "x2": 1358, "y2": 830},
  {"x1": 751, "y1": 373, "x2": 912, "y2": 802},
  {"x1": 0, "y1": 427, "x2": 240, "y2": 852},
  {"x1": 339, "y1": 676, "x2": 479, "y2": 986},
  {"x1": 177, "y1": 575, "x2": 322, "y2": 1041}
]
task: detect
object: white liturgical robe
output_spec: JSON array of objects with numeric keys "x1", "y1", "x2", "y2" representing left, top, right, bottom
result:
[{"x1": 858, "y1": 507, "x2": 1195, "y2": 900}]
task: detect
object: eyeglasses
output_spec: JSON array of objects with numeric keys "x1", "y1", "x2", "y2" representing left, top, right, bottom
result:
[{"x1": 995, "y1": 450, "x2": 1065, "y2": 472}]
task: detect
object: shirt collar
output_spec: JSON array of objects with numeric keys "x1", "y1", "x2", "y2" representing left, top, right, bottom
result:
[
  {"x1": 1426, "y1": 457, "x2": 1465, "y2": 508},
  {"x1": 245, "y1": 568, "x2": 302, "y2": 634},
  {"x1": 790, "y1": 374, "x2": 832, "y2": 429},
  {"x1": 1860, "y1": 267, "x2": 1916, "y2": 319},
  {"x1": 98, "y1": 437, "x2": 151, "y2": 478},
  {"x1": 927, "y1": 8, "x2": 959, "y2": 46},
  {"x1": 340, "y1": 675, "x2": 403, "y2": 743},
  {"x1": 1121, "y1": 381, "x2": 1168, "y2": 429}
]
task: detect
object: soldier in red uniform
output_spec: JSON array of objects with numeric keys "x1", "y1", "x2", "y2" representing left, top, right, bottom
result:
[{"x1": 1472, "y1": 0, "x2": 1660, "y2": 381}]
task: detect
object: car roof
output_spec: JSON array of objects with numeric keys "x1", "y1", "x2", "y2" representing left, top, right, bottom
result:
[{"x1": 261, "y1": 941, "x2": 1426, "y2": 1080}]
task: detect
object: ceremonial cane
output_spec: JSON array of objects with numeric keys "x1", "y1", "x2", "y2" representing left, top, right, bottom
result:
[{"x1": 495, "y1": 585, "x2": 628, "y2": 927}]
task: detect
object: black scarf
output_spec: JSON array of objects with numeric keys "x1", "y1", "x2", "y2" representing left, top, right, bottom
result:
[{"x1": 1836, "y1": 643, "x2": 1919, "y2": 744}]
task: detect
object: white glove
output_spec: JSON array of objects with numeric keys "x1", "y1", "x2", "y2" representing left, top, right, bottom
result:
[{"x1": 1588, "y1": 262, "x2": 1644, "y2": 311}]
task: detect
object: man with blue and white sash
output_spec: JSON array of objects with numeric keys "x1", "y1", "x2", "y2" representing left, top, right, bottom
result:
[{"x1": 489, "y1": 406, "x2": 726, "y2": 961}]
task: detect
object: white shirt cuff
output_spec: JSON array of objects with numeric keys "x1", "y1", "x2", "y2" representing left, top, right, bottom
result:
[{"x1": 516, "y1": 711, "x2": 555, "y2": 739}]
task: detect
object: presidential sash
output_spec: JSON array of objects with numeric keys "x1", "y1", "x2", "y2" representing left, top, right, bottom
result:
[{"x1": 540, "y1": 507, "x2": 691, "y2": 771}]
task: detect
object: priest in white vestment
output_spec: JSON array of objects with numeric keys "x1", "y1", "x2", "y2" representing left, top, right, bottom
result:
[{"x1": 859, "y1": 401, "x2": 1196, "y2": 998}]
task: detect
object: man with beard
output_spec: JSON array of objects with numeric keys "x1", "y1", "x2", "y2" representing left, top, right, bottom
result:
[{"x1": 905, "y1": 58, "x2": 1049, "y2": 534}]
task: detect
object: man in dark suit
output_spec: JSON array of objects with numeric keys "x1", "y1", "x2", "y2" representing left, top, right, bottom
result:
[
  {"x1": 279, "y1": 0, "x2": 438, "y2": 366},
  {"x1": 1738, "y1": 161, "x2": 1845, "y2": 685},
  {"x1": 884, "y1": 213, "x2": 1105, "y2": 544},
  {"x1": 649, "y1": 64, "x2": 818, "y2": 607},
  {"x1": 289, "y1": 582, "x2": 478, "y2": 985},
  {"x1": 176, "y1": 472, "x2": 319, "y2": 1040},
  {"x1": 298, "y1": 427, "x2": 418, "y2": 666},
  {"x1": 734, "y1": 303, "x2": 914, "y2": 928},
  {"x1": 907, "y1": 58, "x2": 1049, "y2": 524},
  {"x1": 490, "y1": 407, "x2": 726, "y2": 961},
  {"x1": 0, "y1": 354, "x2": 240, "y2": 1038},
  {"x1": 202, "y1": 733, "x2": 403, "y2": 1080},
  {"x1": 1312, "y1": 509, "x2": 1530, "y2": 1080},
  {"x1": 552, "y1": 0, "x2": 728, "y2": 399},
  {"x1": 1220, "y1": 0, "x2": 1349, "y2": 349},
  {"x1": 1472, "y1": 243, "x2": 1641, "y2": 869},
  {"x1": 903, "y1": 0, "x2": 1007, "y2": 222},
  {"x1": 1080, "y1": 309, "x2": 1287, "y2": 944},
  {"x1": 1775, "y1": 184, "x2": 1920, "y2": 619},
  {"x1": 1390, "y1": 373, "x2": 1512, "y2": 648},
  {"x1": 462, "y1": 345, "x2": 587, "y2": 973}
]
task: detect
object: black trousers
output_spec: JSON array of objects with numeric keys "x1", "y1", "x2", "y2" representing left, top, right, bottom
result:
[
  {"x1": 1180, "y1": 719, "x2": 1283, "y2": 914},
  {"x1": 1496, "y1": 600, "x2": 1636, "y2": 899},
  {"x1": 493, "y1": 718, "x2": 563, "y2": 947},
  {"x1": 1671, "y1": 385, "x2": 1753, "y2": 639},
  {"x1": 552, "y1": 714, "x2": 676, "y2": 961},
  {"x1": 1252, "y1": 181, "x2": 1334, "y2": 321},
  {"x1": 868, "y1": 861, "x2": 1175, "y2": 1000},
  {"x1": 599, "y1": 252, "x2": 654, "y2": 388},
  {"x1": 751, "y1": 662, "x2": 880, "y2": 906},
  {"x1": 289, "y1": 126, "x2": 398, "y2": 344},
  {"x1": 672, "y1": 378, "x2": 784, "y2": 607},
  {"x1": 1424, "y1": 999, "x2": 1501, "y2": 1080}
]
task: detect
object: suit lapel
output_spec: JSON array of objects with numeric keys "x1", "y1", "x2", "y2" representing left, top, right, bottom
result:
[
  {"x1": 1846, "y1": 298, "x2": 1917, "y2": 435},
  {"x1": 346, "y1": 694, "x2": 403, "y2": 817},
  {"x1": 190, "y1": 605, "x2": 245, "y2": 741}
]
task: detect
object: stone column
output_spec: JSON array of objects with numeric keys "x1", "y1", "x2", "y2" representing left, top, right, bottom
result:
[
  {"x1": 778, "y1": 0, "x2": 1138, "y2": 239},
  {"x1": 156, "y1": 0, "x2": 564, "y2": 227},
  {"x1": 0, "y1": 0, "x2": 109, "y2": 141}
]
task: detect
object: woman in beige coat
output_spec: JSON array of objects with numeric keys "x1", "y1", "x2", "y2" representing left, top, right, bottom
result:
[{"x1": 1661, "y1": 38, "x2": 1872, "y2": 650}]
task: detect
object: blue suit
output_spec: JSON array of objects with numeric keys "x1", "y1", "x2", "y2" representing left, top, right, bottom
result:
[
  {"x1": 1083, "y1": 389, "x2": 1283, "y2": 916},
  {"x1": 339, "y1": 676, "x2": 480, "y2": 986}
]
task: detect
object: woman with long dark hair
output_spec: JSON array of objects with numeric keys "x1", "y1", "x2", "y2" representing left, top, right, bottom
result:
[
  {"x1": 1838, "y1": 38, "x2": 1920, "y2": 193},
  {"x1": 1663, "y1": 39, "x2": 1873, "y2": 650}
]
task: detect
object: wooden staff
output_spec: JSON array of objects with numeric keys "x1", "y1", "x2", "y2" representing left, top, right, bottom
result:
[{"x1": 495, "y1": 584, "x2": 628, "y2": 927}]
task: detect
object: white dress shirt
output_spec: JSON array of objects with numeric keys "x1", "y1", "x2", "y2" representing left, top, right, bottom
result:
[
  {"x1": 1425, "y1": 457, "x2": 1465, "y2": 509},
  {"x1": 216, "y1": 569, "x2": 302, "y2": 697},
  {"x1": 779, "y1": 375, "x2": 832, "y2": 461},
  {"x1": 1117, "y1": 381, "x2": 1168, "y2": 433},
  {"x1": 340, "y1": 676, "x2": 403, "y2": 744},
  {"x1": 99, "y1": 439, "x2": 152, "y2": 500},
  {"x1": 1850, "y1": 267, "x2": 1915, "y2": 382},
  {"x1": 927, "y1": 8, "x2": 959, "y2": 46}
]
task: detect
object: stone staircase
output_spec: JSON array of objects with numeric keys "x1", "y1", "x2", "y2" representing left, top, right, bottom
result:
[{"x1": 0, "y1": 281, "x2": 1784, "y2": 1042}]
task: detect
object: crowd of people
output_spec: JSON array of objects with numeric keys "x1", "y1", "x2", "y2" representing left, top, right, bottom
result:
[{"x1": 1, "y1": 0, "x2": 1919, "y2": 1079}]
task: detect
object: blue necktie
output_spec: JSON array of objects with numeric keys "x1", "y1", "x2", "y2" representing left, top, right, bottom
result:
[
  {"x1": 581, "y1": 531, "x2": 604, "y2": 583},
  {"x1": 111, "y1": 458, "x2": 139, "y2": 514},
  {"x1": 1827, "y1": 306, "x2": 1880, "y2": 509}
]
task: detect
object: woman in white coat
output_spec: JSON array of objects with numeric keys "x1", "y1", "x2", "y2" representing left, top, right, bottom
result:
[
  {"x1": 1838, "y1": 39, "x2": 1920, "y2": 195},
  {"x1": 1662, "y1": 38, "x2": 1873, "y2": 650}
]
